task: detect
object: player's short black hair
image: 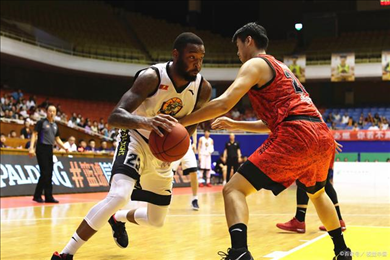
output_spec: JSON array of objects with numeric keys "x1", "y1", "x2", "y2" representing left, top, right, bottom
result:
[
  {"x1": 173, "y1": 32, "x2": 204, "y2": 52},
  {"x1": 232, "y1": 22, "x2": 269, "y2": 50}
]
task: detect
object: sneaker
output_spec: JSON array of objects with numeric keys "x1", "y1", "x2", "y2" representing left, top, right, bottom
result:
[
  {"x1": 199, "y1": 183, "x2": 204, "y2": 187},
  {"x1": 217, "y1": 248, "x2": 254, "y2": 260},
  {"x1": 333, "y1": 248, "x2": 352, "y2": 260},
  {"x1": 191, "y1": 199, "x2": 199, "y2": 211},
  {"x1": 51, "y1": 251, "x2": 73, "y2": 260},
  {"x1": 206, "y1": 183, "x2": 212, "y2": 187},
  {"x1": 276, "y1": 217, "x2": 306, "y2": 233},
  {"x1": 319, "y1": 220, "x2": 346, "y2": 232},
  {"x1": 108, "y1": 215, "x2": 128, "y2": 248}
]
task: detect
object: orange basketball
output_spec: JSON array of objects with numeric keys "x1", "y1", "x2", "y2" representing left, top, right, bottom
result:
[{"x1": 149, "y1": 123, "x2": 190, "y2": 162}]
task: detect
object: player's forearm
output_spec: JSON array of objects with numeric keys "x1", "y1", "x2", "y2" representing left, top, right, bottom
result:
[
  {"x1": 180, "y1": 99, "x2": 231, "y2": 127},
  {"x1": 108, "y1": 108, "x2": 148, "y2": 129},
  {"x1": 231, "y1": 120, "x2": 270, "y2": 133}
]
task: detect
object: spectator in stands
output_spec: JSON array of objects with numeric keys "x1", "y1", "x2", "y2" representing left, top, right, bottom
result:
[
  {"x1": 341, "y1": 112, "x2": 349, "y2": 124},
  {"x1": 231, "y1": 107, "x2": 241, "y2": 120},
  {"x1": 77, "y1": 139, "x2": 87, "y2": 152},
  {"x1": 333, "y1": 111, "x2": 341, "y2": 123},
  {"x1": 9, "y1": 130, "x2": 17, "y2": 138},
  {"x1": 98, "y1": 118, "x2": 105, "y2": 131},
  {"x1": 382, "y1": 118, "x2": 389, "y2": 130},
  {"x1": 326, "y1": 113, "x2": 334, "y2": 123},
  {"x1": 29, "y1": 105, "x2": 68, "y2": 203},
  {"x1": 55, "y1": 111, "x2": 62, "y2": 122},
  {"x1": 20, "y1": 120, "x2": 32, "y2": 139},
  {"x1": 19, "y1": 106, "x2": 29, "y2": 119},
  {"x1": 0, "y1": 133, "x2": 8, "y2": 148},
  {"x1": 63, "y1": 136, "x2": 77, "y2": 152},
  {"x1": 26, "y1": 95, "x2": 36, "y2": 110},
  {"x1": 91, "y1": 120, "x2": 99, "y2": 133},
  {"x1": 77, "y1": 117, "x2": 85, "y2": 128},
  {"x1": 60, "y1": 112, "x2": 68, "y2": 123},
  {"x1": 365, "y1": 112, "x2": 374, "y2": 124},
  {"x1": 101, "y1": 123, "x2": 110, "y2": 139},
  {"x1": 38, "y1": 107, "x2": 47, "y2": 118},
  {"x1": 84, "y1": 120, "x2": 93, "y2": 134},
  {"x1": 11, "y1": 89, "x2": 23, "y2": 102},
  {"x1": 368, "y1": 123, "x2": 379, "y2": 130},
  {"x1": 373, "y1": 113, "x2": 381, "y2": 125},
  {"x1": 39, "y1": 97, "x2": 50, "y2": 109},
  {"x1": 98, "y1": 140, "x2": 110, "y2": 153},
  {"x1": 330, "y1": 122, "x2": 339, "y2": 130},
  {"x1": 357, "y1": 115, "x2": 365, "y2": 127},
  {"x1": 109, "y1": 128, "x2": 119, "y2": 139},
  {"x1": 85, "y1": 139, "x2": 97, "y2": 152},
  {"x1": 346, "y1": 117, "x2": 354, "y2": 127},
  {"x1": 386, "y1": 158, "x2": 390, "y2": 162},
  {"x1": 352, "y1": 122, "x2": 359, "y2": 131},
  {"x1": 1, "y1": 98, "x2": 12, "y2": 112}
]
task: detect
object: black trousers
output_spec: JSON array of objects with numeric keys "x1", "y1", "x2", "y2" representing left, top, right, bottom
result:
[
  {"x1": 226, "y1": 157, "x2": 239, "y2": 182},
  {"x1": 34, "y1": 144, "x2": 54, "y2": 199}
]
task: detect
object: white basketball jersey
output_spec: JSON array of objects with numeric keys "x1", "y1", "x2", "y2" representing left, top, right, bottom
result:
[
  {"x1": 199, "y1": 136, "x2": 214, "y2": 156},
  {"x1": 133, "y1": 62, "x2": 203, "y2": 138}
]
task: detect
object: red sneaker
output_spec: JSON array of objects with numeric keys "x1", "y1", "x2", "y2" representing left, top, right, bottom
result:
[
  {"x1": 199, "y1": 183, "x2": 204, "y2": 187},
  {"x1": 276, "y1": 217, "x2": 306, "y2": 233},
  {"x1": 206, "y1": 183, "x2": 212, "y2": 187},
  {"x1": 319, "y1": 220, "x2": 346, "y2": 232}
]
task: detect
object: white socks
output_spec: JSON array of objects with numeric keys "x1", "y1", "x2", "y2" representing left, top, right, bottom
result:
[
  {"x1": 114, "y1": 210, "x2": 130, "y2": 223},
  {"x1": 61, "y1": 232, "x2": 86, "y2": 255}
]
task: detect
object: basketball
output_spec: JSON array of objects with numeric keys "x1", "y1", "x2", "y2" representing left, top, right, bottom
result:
[{"x1": 149, "y1": 122, "x2": 190, "y2": 162}]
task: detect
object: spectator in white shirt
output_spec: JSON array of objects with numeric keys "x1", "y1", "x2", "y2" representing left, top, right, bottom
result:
[
  {"x1": 341, "y1": 112, "x2": 349, "y2": 124},
  {"x1": 63, "y1": 136, "x2": 78, "y2": 152}
]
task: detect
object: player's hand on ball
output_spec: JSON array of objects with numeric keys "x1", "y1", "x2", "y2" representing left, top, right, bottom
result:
[
  {"x1": 147, "y1": 114, "x2": 177, "y2": 137},
  {"x1": 211, "y1": 117, "x2": 235, "y2": 130}
]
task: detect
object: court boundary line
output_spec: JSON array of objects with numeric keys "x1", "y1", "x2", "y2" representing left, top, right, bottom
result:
[{"x1": 267, "y1": 233, "x2": 328, "y2": 260}]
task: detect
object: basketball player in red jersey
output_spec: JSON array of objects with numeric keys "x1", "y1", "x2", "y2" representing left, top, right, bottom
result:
[{"x1": 181, "y1": 22, "x2": 352, "y2": 260}]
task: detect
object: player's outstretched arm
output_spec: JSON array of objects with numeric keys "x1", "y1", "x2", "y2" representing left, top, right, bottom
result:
[
  {"x1": 108, "y1": 69, "x2": 177, "y2": 136},
  {"x1": 211, "y1": 117, "x2": 270, "y2": 133},
  {"x1": 185, "y1": 78, "x2": 212, "y2": 136},
  {"x1": 180, "y1": 58, "x2": 271, "y2": 127}
]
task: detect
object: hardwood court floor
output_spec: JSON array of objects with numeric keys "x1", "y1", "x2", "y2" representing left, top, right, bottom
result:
[{"x1": 1, "y1": 183, "x2": 389, "y2": 260}]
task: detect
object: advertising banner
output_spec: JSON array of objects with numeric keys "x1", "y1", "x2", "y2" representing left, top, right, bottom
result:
[
  {"x1": 382, "y1": 51, "x2": 390, "y2": 81},
  {"x1": 0, "y1": 154, "x2": 189, "y2": 197},
  {"x1": 332, "y1": 130, "x2": 390, "y2": 141},
  {"x1": 331, "y1": 53, "x2": 355, "y2": 82},
  {"x1": 284, "y1": 54, "x2": 306, "y2": 83}
]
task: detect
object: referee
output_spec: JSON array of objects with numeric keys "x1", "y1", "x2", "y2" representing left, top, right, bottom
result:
[
  {"x1": 223, "y1": 133, "x2": 242, "y2": 184},
  {"x1": 29, "y1": 105, "x2": 67, "y2": 203}
]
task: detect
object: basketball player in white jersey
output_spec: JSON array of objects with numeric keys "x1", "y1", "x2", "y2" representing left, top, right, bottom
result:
[
  {"x1": 171, "y1": 130, "x2": 200, "y2": 210},
  {"x1": 198, "y1": 129, "x2": 214, "y2": 187},
  {"x1": 51, "y1": 32, "x2": 212, "y2": 260}
]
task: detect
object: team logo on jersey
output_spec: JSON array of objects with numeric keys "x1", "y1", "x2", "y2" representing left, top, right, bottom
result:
[
  {"x1": 159, "y1": 97, "x2": 183, "y2": 116},
  {"x1": 159, "y1": 84, "x2": 169, "y2": 90}
]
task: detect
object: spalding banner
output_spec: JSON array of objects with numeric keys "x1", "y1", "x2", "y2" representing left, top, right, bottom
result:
[
  {"x1": 0, "y1": 155, "x2": 112, "y2": 197},
  {"x1": 0, "y1": 154, "x2": 190, "y2": 197}
]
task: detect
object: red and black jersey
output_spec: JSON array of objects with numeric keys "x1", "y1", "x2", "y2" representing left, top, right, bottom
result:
[{"x1": 248, "y1": 54, "x2": 321, "y2": 132}]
